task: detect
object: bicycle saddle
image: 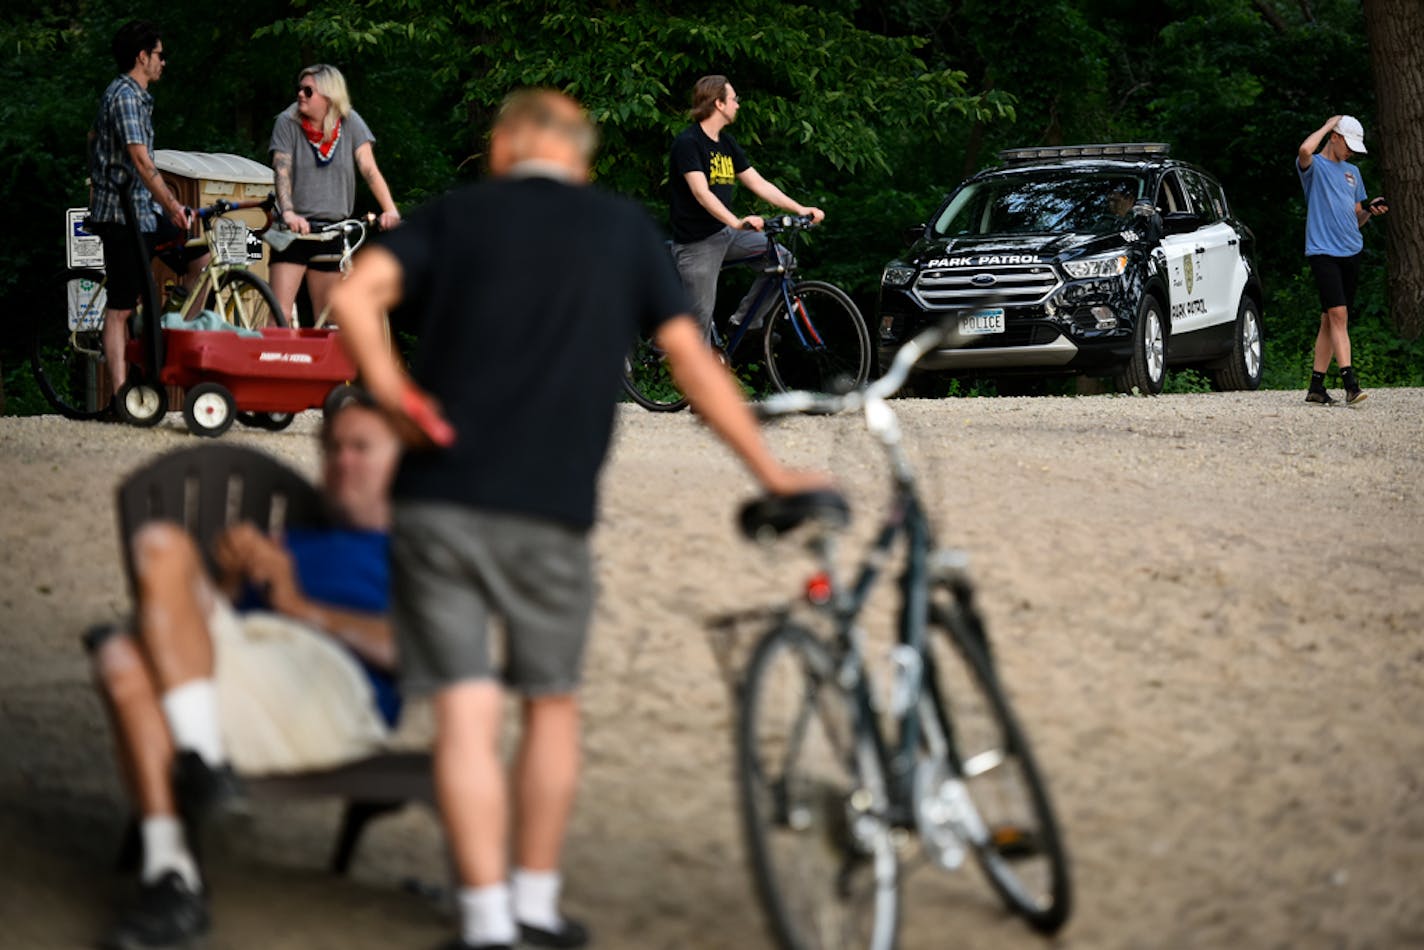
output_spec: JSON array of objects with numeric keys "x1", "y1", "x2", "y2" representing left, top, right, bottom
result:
[{"x1": 739, "y1": 490, "x2": 851, "y2": 541}]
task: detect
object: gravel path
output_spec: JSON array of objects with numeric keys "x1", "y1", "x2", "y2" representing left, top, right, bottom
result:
[{"x1": 2, "y1": 389, "x2": 1421, "y2": 948}]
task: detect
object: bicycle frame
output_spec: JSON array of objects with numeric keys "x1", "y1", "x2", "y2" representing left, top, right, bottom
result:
[
  {"x1": 713, "y1": 221, "x2": 825, "y2": 360},
  {"x1": 755, "y1": 316, "x2": 990, "y2": 824},
  {"x1": 170, "y1": 197, "x2": 275, "y2": 324},
  {"x1": 811, "y1": 448, "x2": 946, "y2": 825}
]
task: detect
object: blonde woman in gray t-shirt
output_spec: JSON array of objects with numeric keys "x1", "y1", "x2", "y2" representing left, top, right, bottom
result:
[{"x1": 269, "y1": 64, "x2": 401, "y2": 325}]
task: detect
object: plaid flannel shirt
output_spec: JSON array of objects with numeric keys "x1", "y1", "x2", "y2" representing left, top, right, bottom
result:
[{"x1": 89, "y1": 74, "x2": 160, "y2": 229}]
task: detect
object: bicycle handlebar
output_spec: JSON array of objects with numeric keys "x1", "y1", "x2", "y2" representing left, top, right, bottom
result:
[
  {"x1": 755, "y1": 296, "x2": 1011, "y2": 422},
  {"x1": 755, "y1": 214, "x2": 818, "y2": 234},
  {"x1": 284, "y1": 213, "x2": 379, "y2": 240},
  {"x1": 754, "y1": 321, "x2": 944, "y2": 421},
  {"x1": 195, "y1": 193, "x2": 277, "y2": 222}
]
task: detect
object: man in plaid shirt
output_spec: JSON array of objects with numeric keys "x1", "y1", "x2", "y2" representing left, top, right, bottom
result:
[{"x1": 87, "y1": 20, "x2": 204, "y2": 411}]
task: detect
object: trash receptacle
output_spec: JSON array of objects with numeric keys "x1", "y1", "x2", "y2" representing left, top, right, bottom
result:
[{"x1": 153, "y1": 149, "x2": 275, "y2": 286}]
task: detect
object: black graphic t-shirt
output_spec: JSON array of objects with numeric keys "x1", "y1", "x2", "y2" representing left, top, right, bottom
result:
[{"x1": 668, "y1": 125, "x2": 751, "y2": 243}]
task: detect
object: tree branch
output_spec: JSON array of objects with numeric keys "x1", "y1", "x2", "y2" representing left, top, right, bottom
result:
[{"x1": 1251, "y1": 0, "x2": 1289, "y2": 34}]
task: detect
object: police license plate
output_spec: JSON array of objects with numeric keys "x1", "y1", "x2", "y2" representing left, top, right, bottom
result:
[{"x1": 960, "y1": 308, "x2": 1005, "y2": 336}]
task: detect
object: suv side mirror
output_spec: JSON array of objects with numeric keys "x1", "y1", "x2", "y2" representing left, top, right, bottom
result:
[
  {"x1": 1161, "y1": 210, "x2": 1201, "y2": 236},
  {"x1": 903, "y1": 224, "x2": 926, "y2": 247}
]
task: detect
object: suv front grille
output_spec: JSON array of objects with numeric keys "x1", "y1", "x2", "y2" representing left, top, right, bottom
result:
[{"x1": 913, "y1": 263, "x2": 1061, "y2": 309}]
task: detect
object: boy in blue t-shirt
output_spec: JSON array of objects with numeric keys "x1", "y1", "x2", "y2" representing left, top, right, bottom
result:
[{"x1": 1295, "y1": 114, "x2": 1390, "y2": 405}]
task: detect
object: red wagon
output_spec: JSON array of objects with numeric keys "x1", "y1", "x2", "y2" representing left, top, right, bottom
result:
[{"x1": 123, "y1": 326, "x2": 358, "y2": 437}]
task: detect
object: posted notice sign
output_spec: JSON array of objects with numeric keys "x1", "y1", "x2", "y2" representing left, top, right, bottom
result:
[{"x1": 67, "y1": 209, "x2": 105, "y2": 270}]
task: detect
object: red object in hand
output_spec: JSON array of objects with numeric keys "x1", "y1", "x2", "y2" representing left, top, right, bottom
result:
[{"x1": 401, "y1": 383, "x2": 456, "y2": 447}]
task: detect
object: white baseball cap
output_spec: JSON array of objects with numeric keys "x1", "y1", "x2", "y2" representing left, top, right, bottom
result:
[{"x1": 1336, "y1": 115, "x2": 1367, "y2": 153}]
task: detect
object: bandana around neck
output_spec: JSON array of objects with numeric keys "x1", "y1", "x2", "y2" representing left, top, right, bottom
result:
[{"x1": 300, "y1": 116, "x2": 343, "y2": 166}]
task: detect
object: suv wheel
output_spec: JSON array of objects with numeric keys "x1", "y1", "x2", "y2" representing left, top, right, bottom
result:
[
  {"x1": 1115, "y1": 295, "x2": 1166, "y2": 395},
  {"x1": 1210, "y1": 295, "x2": 1263, "y2": 391}
]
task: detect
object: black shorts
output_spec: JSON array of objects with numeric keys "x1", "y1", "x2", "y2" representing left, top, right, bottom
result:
[
  {"x1": 1307, "y1": 253, "x2": 1361, "y2": 314},
  {"x1": 91, "y1": 217, "x2": 194, "y2": 311},
  {"x1": 269, "y1": 224, "x2": 345, "y2": 273}
]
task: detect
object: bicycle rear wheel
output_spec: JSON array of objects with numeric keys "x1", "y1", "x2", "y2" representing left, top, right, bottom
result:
[
  {"x1": 738, "y1": 623, "x2": 899, "y2": 950},
  {"x1": 622, "y1": 332, "x2": 689, "y2": 412},
  {"x1": 32, "y1": 268, "x2": 112, "y2": 419},
  {"x1": 920, "y1": 595, "x2": 1071, "y2": 933},
  {"x1": 763, "y1": 280, "x2": 871, "y2": 396},
  {"x1": 212, "y1": 269, "x2": 286, "y2": 329}
]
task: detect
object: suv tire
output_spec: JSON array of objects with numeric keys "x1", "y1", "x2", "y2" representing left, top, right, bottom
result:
[
  {"x1": 1210, "y1": 295, "x2": 1263, "y2": 392},
  {"x1": 1115, "y1": 295, "x2": 1166, "y2": 395}
]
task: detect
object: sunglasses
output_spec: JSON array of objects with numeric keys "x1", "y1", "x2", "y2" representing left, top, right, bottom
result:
[
  {"x1": 297, "y1": 85, "x2": 317, "y2": 98},
  {"x1": 147, "y1": 49, "x2": 166, "y2": 63}
]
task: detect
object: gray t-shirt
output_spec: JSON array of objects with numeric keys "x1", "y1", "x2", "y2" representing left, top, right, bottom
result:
[{"x1": 269, "y1": 104, "x2": 375, "y2": 222}]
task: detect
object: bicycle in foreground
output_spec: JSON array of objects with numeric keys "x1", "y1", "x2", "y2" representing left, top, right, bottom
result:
[
  {"x1": 726, "y1": 313, "x2": 1071, "y2": 948},
  {"x1": 36, "y1": 195, "x2": 285, "y2": 420},
  {"x1": 623, "y1": 215, "x2": 872, "y2": 411}
]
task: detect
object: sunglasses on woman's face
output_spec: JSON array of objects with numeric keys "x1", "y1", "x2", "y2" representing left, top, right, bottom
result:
[{"x1": 297, "y1": 85, "x2": 317, "y2": 98}]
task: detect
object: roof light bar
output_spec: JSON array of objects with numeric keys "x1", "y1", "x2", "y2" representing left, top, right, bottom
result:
[{"x1": 998, "y1": 143, "x2": 1171, "y2": 164}]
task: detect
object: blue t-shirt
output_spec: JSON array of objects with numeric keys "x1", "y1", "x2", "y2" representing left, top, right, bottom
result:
[
  {"x1": 1297, "y1": 154, "x2": 1366, "y2": 257},
  {"x1": 236, "y1": 526, "x2": 400, "y2": 726}
]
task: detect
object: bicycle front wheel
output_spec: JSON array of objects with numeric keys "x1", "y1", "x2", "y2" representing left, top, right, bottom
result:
[
  {"x1": 921, "y1": 596, "x2": 1071, "y2": 933},
  {"x1": 622, "y1": 332, "x2": 689, "y2": 412},
  {"x1": 738, "y1": 623, "x2": 900, "y2": 950},
  {"x1": 763, "y1": 281, "x2": 871, "y2": 396},
  {"x1": 32, "y1": 268, "x2": 112, "y2": 419},
  {"x1": 212, "y1": 269, "x2": 286, "y2": 329}
]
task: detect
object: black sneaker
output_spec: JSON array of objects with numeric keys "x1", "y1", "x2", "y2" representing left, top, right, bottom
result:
[
  {"x1": 1346, "y1": 387, "x2": 1368, "y2": 405},
  {"x1": 519, "y1": 918, "x2": 591, "y2": 948},
  {"x1": 435, "y1": 940, "x2": 512, "y2": 950},
  {"x1": 102, "y1": 871, "x2": 209, "y2": 950},
  {"x1": 172, "y1": 750, "x2": 244, "y2": 834},
  {"x1": 1305, "y1": 388, "x2": 1335, "y2": 405}
]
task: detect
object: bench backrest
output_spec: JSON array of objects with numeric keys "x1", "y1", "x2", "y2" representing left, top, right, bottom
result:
[{"x1": 116, "y1": 443, "x2": 327, "y2": 596}]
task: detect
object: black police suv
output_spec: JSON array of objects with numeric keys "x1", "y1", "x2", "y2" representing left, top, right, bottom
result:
[{"x1": 877, "y1": 143, "x2": 1264, "y2": 394}]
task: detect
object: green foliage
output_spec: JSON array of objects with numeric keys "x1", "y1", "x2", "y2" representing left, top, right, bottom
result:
[
  {"x1": 1162, "y1": 369, "x2": 1213, "y2": 394},
  {"x1": 3, "y1": 0, "x2": 1419, "y2": 417}
]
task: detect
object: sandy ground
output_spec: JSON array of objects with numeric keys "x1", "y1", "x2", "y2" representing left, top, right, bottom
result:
[{"x1": 1, "y1": 389, "x2": 1422, "y2": 950}]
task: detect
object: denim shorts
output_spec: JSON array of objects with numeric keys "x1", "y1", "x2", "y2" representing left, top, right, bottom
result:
[{"x1": 390, "y1": 502, "x2": 594, "y2": 697}]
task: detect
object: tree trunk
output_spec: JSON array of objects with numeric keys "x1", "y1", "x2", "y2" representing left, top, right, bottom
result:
[{"x1": 1363, "y1": 0, "x2": 1424, "y2": 340}]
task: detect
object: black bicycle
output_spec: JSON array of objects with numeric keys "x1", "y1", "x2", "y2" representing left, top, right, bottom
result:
[
  {"x1": 622, "y1": 216, "x2": 872, "y2": 412},
  {"x1": 727, "y1": 314, "x2": 1071, "y2": 949}
]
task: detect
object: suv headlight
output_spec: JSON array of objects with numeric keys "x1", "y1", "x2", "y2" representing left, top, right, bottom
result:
[
  {"x1": 1062, "y1": 255, "x2": 1128, "y2": 279},
  {"x1": 882, "y1": 265, "x2": 916, "y2": 288}
]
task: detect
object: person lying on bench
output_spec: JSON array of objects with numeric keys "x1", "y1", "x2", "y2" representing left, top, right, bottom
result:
[{"x1": 91, "y1": 393, "x2": 401, "y2": 950}]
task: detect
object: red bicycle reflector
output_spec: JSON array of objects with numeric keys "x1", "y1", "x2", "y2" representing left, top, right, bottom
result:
[{"x1": 805, "y1": 572, "x2": 833, "y2": 605}]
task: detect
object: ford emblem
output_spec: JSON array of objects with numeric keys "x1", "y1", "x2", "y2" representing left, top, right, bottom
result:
[{"x1": 970, "y1": 273, "x2": 997, "y2": 287}]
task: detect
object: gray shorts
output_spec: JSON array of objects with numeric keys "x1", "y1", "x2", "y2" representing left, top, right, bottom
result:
[{"x1": 391, "y1": 502, "x2": 594, "y2": 697}]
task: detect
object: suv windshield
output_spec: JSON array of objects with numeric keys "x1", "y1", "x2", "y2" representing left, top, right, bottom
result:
[{"x1": 932, "y1": 171, "x2": 1148, "y2": 238}]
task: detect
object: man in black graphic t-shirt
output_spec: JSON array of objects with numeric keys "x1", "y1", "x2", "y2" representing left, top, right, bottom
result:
[{"x1": 668, "y1": 75, "x2": 824, "y2": 333}]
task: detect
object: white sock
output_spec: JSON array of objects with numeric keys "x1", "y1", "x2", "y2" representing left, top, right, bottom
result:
[
  {"x1": 459, "y1": 883, "x2": 516, "y2": 946},
  {"x1": 512, "y1": 868, "x2": 563, "y2": 931},
  {"x1": 160, "y1": 680, "x2": 226, "y2": 766},
  {"x1": 140, "y1": 815, "x2": 202, "y2": 892}
]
